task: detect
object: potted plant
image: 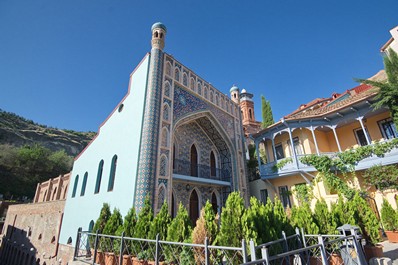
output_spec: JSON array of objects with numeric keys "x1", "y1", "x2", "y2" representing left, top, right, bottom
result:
[
  {"x1": 103, "y1": 208, "x2": 124, "y2": 265},
  {"x1": 93, "y1": 203, "x2": 111, "y2": 265},
  {"x1": 381, "y1": 199, "x2": 398, "y2": 243}
]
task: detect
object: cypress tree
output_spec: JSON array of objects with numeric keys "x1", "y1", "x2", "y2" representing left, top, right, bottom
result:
[
  {"x1": 290, "y1": 203, "x2": 319, "y2": 235},
  {"x1": 123, "y1": 205, "x2": 137, "y2": 237},
  {"x1": 261, "y1": 95, "x2": 274, "y2": 128},
  {"x1": 103, "y1": 208, "x2": 123, "y2": 235},
  {"x1": 93, "y1": 203, "x2": 111, "y2": 233},
  {"x1": 166, "y1": 203, "x2": 192, "y2": 242},
  {"x1": 217, "y1": 192, "x2": 245, "y2": 247},
  {"x1": 313, "y1": 199, "x2": 336, "y2": 234},
  {"x1": 148, "y1": 201, "x2": 171, "y2": 240},
  {"x1": 134, "y1": 195, "x2": 154, "y2": 239}
]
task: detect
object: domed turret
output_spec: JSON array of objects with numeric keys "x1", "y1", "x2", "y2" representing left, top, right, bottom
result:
[
  {"x1": 230, "y1": 84, "x2": 240, "y2": 104},
  {"x1": 151, "y1": 22, "x2": 167, "y2": 50}
]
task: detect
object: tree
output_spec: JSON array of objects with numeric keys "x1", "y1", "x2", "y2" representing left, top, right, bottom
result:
[
  {"x1": 93, "y1": 203, "x2": 111, "y2": 233},
  {"x1": 123, "y1": 205, "x2": 137, "y2": 237},
  {"x1": 313, "y1": 199, "x2": 336, "y2": 234},
  {"x1": 217, "y1": 192, "x2": 245, "y2": 247},
  {"x1": 356, "y1": 48, "x2": 398, "y2": 127},
  {"x1": 103, "y1": 208, "x2": 123, "y2": 236},
  {"x1": 261, "y1": 95, "x2": 274, "y2": 128},
  {"x1": 363, "y1": 164, "x2": 398, "y2": 191},
  {"x1": 166, "y1": 203, "x2": 192, "y2": 243},
  {"x1": 380, "y1": 199, "x2": 398, "y2": 231},
  {"x1": 290, "y1": 203, "x2": 319, "y2": 235},
  {"x1": 134, "y1": 195, "x2": 154, "y2": 239},
  {"x1": 148, "y1": 201, "x2": 171, "y2": 240}
]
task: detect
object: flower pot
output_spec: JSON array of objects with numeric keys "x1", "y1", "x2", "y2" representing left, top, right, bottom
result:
[
  {"x1": 329, "y1": 253, "x2": 343, "y2": 265},
  {"x1": 95, "y1": 251, "x2": 105, "y2": 265},
  {"x1": 385, "y1": 230, "x2": 398, "y2": 243},
  {"x1": 364, "y1": 244, "x2": 383, "y2": 261},
  {"x1": 122, "y1": 254, "x2": 132, "y2": 265},
  {"x1": 310, "y1": 256, "x2": 322, "y2": 265},
  {"x1": 105, "y1": 252, "x2": 117, "y2": 265},
  {"x1": 131, "y1": 257, "x2": 148, "y2": 265}
]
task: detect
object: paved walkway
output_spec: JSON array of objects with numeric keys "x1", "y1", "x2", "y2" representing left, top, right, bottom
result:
[{"x1": 380, "y1": 240, "x2": 398, "y2": 265}]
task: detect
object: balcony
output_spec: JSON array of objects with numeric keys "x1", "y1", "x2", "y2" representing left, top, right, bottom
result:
[
  {"x1": 173, "y1": 159, "x2": 231, "y2": 185},
  {"x1": 260, "y1": 142, "x2": 398, "y2": 179}
]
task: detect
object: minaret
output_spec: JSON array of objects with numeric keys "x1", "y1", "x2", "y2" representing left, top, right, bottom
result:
[
  {"x1": 135, "y1": 22, "x2": 167, "y2": 212},
  {"x1": 230, "y1": 85, "x2": 240, "y2": 104},
  {"x1": 239, "y1": 89, "x2": 256, "y2": 126}
]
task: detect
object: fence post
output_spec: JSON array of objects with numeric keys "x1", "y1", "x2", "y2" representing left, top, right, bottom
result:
[
  {"x1": 119, "y1": 232, "x2": 125, "y2": 265},
  {"x1": 155, "y1": 234, "x2": 159, "y2": 265},
  {"x1": 204, "y1": 237, "x2": 210, "y2": 265},
  {"x1": 92, "y1": 230, "x2": 99, "y2": 265},
  {"x1": 350, "y1": 235, "x2": 366, "y2": 265},
  {"x1": 242, "y1": 239, "x2": 248, "y2": 263},
  {"x1": 261, "y1": 247, "x2": 269, "y2": 265},
  {"x1": 282, "y1": 230, "x2": 289, "y2": 252},
  {"x1": 317, "y1": 236, "x2": 329, "y2": 265},
  {"x1": 73, "y1": 227, "x2": 82, "y2": 261},
  {"x1": 295, "y1": 227, "x2": 303, "y2": 248},
  {"x1": 249, "y1": 239, "x2": 256, "y2": 261},
  {"x1": 301, "y1": 228, "x2": 306, "y2": 248}
]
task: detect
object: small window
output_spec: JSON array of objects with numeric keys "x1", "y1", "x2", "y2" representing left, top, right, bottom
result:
[
  {"x1": 67, "y1": 237, "x2": 72, "y2": 245},
  {"x1": 118, "y1": 104, "x2": 124, "y2": 113},
  {"x1": 288, "y1": 137, "x2": 303, "y2": 156},
  {"x1": 95, "y1": 160, "x2": 104, "y2": 194},
  {"x1": 210, "y1": 151, "x2": 216, "y2": 177},
  {"x1": 81, "y1": 172, "x2": 88, "y2": 196},
  {"x1": 108, "y1": 155, "x2": 117, "y2": 192},
  {"x1": 275, "y1": 144, "x2": 285, "y2": 160},
  {"x1": 378, "y1": 118, "x2": 398, "y2": 140},
  {"x1": 279, "y1": 186, "x2": 291, "y2": 208},
  {"x1": 174, "y1": 68, "x2": 180, "y2": 81},
  {"x1": 260, "y1": 189, "x2": 268, "y2": 204},
  {"x1": 72, "y1": 175, "x2": 79, "y2": 198},
  {"x1": 51, "y1": 236, "x2": 56, "y2": 244},
  {"x1": 38, "y1": 234, "x2": 42, "y2": 240}
]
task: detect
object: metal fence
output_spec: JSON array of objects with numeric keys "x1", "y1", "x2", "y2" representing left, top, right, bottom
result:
[
  {"x1": 243, "y1": 228, "x2": 367, "y2": 265},
  {"x1": 74, "y1": 228, "x2": 248, "y2": 265}
]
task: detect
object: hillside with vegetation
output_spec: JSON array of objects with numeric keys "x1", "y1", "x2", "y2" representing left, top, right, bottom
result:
[{"x1": 0, "y1": 109, "x2": 95, "y2": 200}]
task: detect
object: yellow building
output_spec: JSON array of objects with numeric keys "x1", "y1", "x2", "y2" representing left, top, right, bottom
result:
[{"x1": 250, "y1": 81, "x2": 398, "y2": 215}]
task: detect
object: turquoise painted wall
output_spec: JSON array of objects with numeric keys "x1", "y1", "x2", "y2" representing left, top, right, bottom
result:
[{"x1": 59, "y1": 55, "x2": 150, "y2": 244}]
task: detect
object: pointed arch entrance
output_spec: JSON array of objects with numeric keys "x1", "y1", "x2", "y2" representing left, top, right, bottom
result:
[{"x1": 189, "y1": 189, "x2": 199, "y2": 224}]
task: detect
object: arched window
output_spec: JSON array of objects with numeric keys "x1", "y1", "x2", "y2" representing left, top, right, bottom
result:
[
  {"x1": 183, "y1": 73, "x2": 188, "y2": 86},
  {"x1": 108, "y1": 155, "x2": 117, "y2": 192},
  {"x1": 171, "y1": 192, "x2": 176, "y2": 218},
  {"x1": 173, "y1": 144, "x2": 176, "y2": 170},
  {"x1": 63, "y1": 185, "x2": 68, "y2": 199},
  {"x1": 158, "y1": 186, "x2": 165, "y2": 209},
  {"x1": 211, "y1": 192, "x2": 218, "y2": 214},
  {"x1": 88, "y1": 220, "x2": 94, "y2": 232},
  {"x1": 154, "y1": 31, "x2": 159, "y2": 38},
  {"x1": 163, "y1": 104, "x2": 170, "y2": 121},
  {"x1": 43, "y1": 190, "x2": 47, "y2": 202},
  {"x1": 166, "y1": 63, "x2": 172, "y2": 76},
  {"x1": 161, "y1": 128, "x2": 169, "y2": 147},
  {"x1": 197, "y1": 83, "x2": 202, "y2": 95},
  {"x1": 174, "y1": 68, "x2": 180, "y2": 81},
  {"x1": 52, "y1": 187, "x2": 57, "y2": 200},
  {"x1": 215, "y1": 95, "x2": 219, "y2": 106},
  {"x1": 190, "y1": 78, "x2": 195, "y2": 90},
  {"x1": 190, "y1": 145, "x2": 198, "y2": 177},
  {"x1": 160, "y1": 155, "x2": 167, "y2": 176},
  {"x1": 189, "y1": 190, "x2": 199, "y2": 225},
  {"x1": 164, "y1": 82, "x2": 171, "y2": 98},
  {"x1": 249, "y1": 109, "x2": 253, "y2": 119},
  {"x1": 204, "y1": 86, "x2": 208, "y2": 99},
  {"x1": 80, "y1": 172, "x2": 88, "y2": 196},
  {"x1": 95, "y1": 160, "x2": 104, "y2": 194},
  {"x1": 72, "y1": 175, "x2": 79, "y2": 198},
  {"x1": 210, "y1": 151, "x2": 216, "y2": 177},
  {"x1": 210, "y1": 91, "x2": 214, "y2": 102}
]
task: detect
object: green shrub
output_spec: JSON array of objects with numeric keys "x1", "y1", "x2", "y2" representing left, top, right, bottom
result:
[
  {"x1": 381, "y1": 199, "x2": 398, "y2": 231},
  {"x1": 148, "y1": 201, "x2": 171, "y2": 240},
  {"x1": 134, "y1": 195, "x2": 154, "y2": 239}
]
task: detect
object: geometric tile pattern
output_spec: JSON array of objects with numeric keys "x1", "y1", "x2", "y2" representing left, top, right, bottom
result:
[{"x1": 134, "y1": 47, "x2": 164, "y2": 212}]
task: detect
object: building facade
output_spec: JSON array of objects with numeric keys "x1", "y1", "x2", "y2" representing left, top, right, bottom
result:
[
  {"x1": 250, "y1": 82, "x2": 398, "y2": 214},
  {"x1": 381, "y1": 25, "x2": 398, "y2": 55},
  {"x1": 58, "y1": 22, "x2": 249, "y2": 248}
]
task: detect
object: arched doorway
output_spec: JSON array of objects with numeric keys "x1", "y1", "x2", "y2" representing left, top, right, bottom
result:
[
  {"x1": 190, "y1": 145, "x2": 198, "y2": 177},
  {"x1": 189, "y1": 190, "x2": 199, "y2": 224},
  {"x1": 210, "y1": 151, "x2": 216, "y2": 177},
  {"x1": 211, "y1": 192, "x2": 218, "y2": 214}
]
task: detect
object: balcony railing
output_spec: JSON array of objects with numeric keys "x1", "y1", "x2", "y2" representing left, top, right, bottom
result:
[
  {"x1": 173, "y1": 159, "x2": 231, "y2": 182},
  {"x1": 260, "y1": 143, "x2": 398, "y2": 177}
]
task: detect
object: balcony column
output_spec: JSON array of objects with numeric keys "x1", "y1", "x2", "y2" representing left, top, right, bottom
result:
[
  {"x1": 356, "y1": 116, "x2": 371, "y2": 145},
  {"x1": 287, "y1": 127, "x2": 299, "y2": 169},
  {"x1": 310, "y1": 125, "x2": 320, "y2": 155},
  {"x1": 331, "y1": 125, "x2": 342, "y2": 152},
  {"x1": 271, "y1": 136, "x2": 277, "y2": 162},
  {"x1": 255, "y1": 140, "x2": 262, "y2": 168},
  {"x1": 264, "y1": 140, "x2": 271, "y2": 163}
]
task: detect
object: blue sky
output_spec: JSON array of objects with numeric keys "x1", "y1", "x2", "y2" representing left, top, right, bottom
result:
[{"x1": 1, "y1": 0, "x2": 397, "y2": 132}]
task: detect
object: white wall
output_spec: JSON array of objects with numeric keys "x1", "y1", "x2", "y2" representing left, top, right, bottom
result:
[{"x1": 59, "y1": 55, "x2": 150, "y2": 244}]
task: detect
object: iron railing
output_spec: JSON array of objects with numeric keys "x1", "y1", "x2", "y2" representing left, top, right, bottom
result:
[
  {"x1": 173, "y1": 159, "x2": 231, "y2": 182},
  {"x1": 74, "y1": 228, "x2": 247, "y2": 265}
]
